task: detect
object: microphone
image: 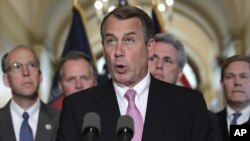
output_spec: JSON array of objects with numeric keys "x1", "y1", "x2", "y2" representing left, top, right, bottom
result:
[
  {"x1": 116, "y1": 115, "x2": 134, "y2": 141},
  {"x1": 82, "y1": 112, "x2": 101, "y2": 141}
]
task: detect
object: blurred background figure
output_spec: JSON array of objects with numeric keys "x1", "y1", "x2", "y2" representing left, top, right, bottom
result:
[
  {"x1": 0, "y1": 45, "x2": 59, "y2": 141},
  {"x1": 50, "y1": 51, "x2": 97, "y2": 110},
  {"x1": 217, "y1": 55, "x2": 250, "y2": 141},
  {"x1": 149, "y1": 32, "x2": 222, "y2": 141},
  {"x1": 148, "y1": 32, "x2": 186, "y2": 84}
]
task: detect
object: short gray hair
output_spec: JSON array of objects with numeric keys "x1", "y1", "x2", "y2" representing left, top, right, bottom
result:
[{"x1": 154, "y1": 33, "x2": 187, "y2": 69}]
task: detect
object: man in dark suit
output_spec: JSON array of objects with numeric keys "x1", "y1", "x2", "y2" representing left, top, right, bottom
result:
[
  {"x1": 216, "y1": 55, "x2": 250, "y2": 141},
  {"x1": 0, "y1": 45, "x2": 60, "y2": 141},
  {"x1": 56, "y1": 6, "x2": 212, "y2": 141},
  {"x1": 148, "y1": 32, "x2": 222, "y2": 141}
]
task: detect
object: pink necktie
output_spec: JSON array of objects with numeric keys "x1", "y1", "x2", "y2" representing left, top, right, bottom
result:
[{"x1": 125, "y1": 89, "x2": 143, "y2": 141}]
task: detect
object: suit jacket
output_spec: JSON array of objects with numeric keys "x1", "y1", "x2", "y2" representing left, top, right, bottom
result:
[
  {"x1": 0, "y1": 100, "x2": 60, "y2": 141},
  {"x1": 216, "y1": 109, "x2": 229, "y2": 141},
  {"x1": 208, "y1": 111, "x2": 222, "y2": 141},
  {"x1": 56, "y1": 76, "x2": 212, "y2": 141}
]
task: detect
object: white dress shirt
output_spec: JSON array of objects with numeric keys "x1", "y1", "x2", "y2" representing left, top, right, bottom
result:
[
  {"x1": 10, "y1": 99, "x2": 40, "y2": 141},
  {"x1": 114, "y1": 71, "x2": 151, "y2": 123},
  {"x1": 226, "y1": 105, "x2": 250, "y2": 131}
]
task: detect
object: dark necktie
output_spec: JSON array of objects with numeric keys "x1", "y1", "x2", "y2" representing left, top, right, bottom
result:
[
  {"x1": 20, "y1": 112, "x2": 34, "y2": 141},
  {"x1": 125, "y1": 89, "x2": 143, "y2": 141},
  {"x1": 231, "y1": 112, "x2": 242, "y2": 125}
]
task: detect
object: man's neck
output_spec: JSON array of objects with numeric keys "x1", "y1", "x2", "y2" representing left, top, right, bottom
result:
[{"x1": 12, "y1": 96, "x2": 38, "y2": 110}]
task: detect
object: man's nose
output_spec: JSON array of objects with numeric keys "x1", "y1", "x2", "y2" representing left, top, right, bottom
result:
[
  {"x1": 114, "y1": 42, "x2": 124, "y2": 57},
  {"x1": 22, "y1": 65, "x2": 30, "y2": 76},
  {"x1": 233, "y1": 76, "x2": 242, "y2": 87},
  {"x1": 156, "y1": 59, "x2": 163, "y2": 70},
  {"x1": 75, "y1": 79, "x2": 84, "y2": 89}
]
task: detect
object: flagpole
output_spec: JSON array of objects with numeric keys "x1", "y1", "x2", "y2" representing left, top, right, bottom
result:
[
  {"x1": 152, "y1": 0, "x2": 156, "y2": 6},
  {"x1": 152, "y1": 0, "x2": 156, "y2": 10},
  {"x1": 73, "y1": 0, "x2": 78, "y2": 7}
]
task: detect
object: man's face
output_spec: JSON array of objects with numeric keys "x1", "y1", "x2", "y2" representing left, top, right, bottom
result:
[
  {"x1": 148, "y1": 42, "x2": 182, "y2": 84},
  {"x1": 102, "y1": 16, "x2": 154, "y2": 87},
  {"x1": 59, "y1": 59, "x2": 96, "y2": 96},
  {"x1": 3, "y1": 47, "x2": 41, "y2": 100},
  {"x1": 221, "y1": 61, "x2": 250, "y2": 107}
]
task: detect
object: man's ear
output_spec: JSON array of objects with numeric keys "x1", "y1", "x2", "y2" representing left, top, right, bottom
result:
[
  {"x1": 58, "y1": 82, "x2": 63, "y2": 94},
  {"x1": 3, "y1": 74, "x2": 10, "y2": 87},
  {"x1": 147, "y1": 38, "x2": 156, "y2": 58}
]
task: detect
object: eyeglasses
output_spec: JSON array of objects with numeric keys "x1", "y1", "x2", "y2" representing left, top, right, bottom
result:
[{"x1": 6, "y1": 62, "x2": 39, "y2": 73}]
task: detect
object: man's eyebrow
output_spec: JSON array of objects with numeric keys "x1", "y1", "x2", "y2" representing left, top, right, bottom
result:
[
  {"x1": 124, "y1": 31, "x2": 136, "y2": 36},
  {"x1": 104, "y1": 33, "x2": 116, "y2": 37}
]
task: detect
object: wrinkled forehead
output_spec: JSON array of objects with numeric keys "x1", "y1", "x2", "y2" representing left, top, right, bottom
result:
[{"x1": 104, "y1": 16, "x2": 142, "y2": 31}]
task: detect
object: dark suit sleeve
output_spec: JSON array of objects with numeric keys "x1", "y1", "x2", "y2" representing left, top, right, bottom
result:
[
  {"x1": 207, "y1": 111, "x2": 223, "y2": 141},
  {"x1": 191, "y1": 93, "x2": 213, "y2": 141},
  {"x1": 56, "y1": 97, "x2": 82, "y2": 141}
]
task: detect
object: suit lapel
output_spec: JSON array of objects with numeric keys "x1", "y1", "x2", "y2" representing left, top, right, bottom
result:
[
  {"x1": 35, "y1": 101, "x2": 59, "y2": 141},
  {"x1": 217, "y1": 109, "x2": 229, "y2": 141},
  {"x1": 96, "y1": 80, "x2": 121, "y2": 141},
  {"x1": 142, "y1": 77, "x2": 173, "y2": 141},
  {"x1": 0, "y1": 101, "x2": 16, "y2": 141},
  {"x1": 95, "y1": 78, "x2": 174, "y2": 141}
]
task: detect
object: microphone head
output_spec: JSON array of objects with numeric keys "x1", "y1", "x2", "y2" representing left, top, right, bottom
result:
[
  {"x1": 82, "y1": 112, "x2": 101, "y2": 135},
  {"x1": 116, "y1": 115, "x2": 134, "y2": 137}
]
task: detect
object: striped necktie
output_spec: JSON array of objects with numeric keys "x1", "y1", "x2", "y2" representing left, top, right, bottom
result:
[
  {"x1": 231, "y1": 112, "x2": 242, "y2": 125},
  {"x1": 125, "y1": 89, "x2": 143, "y2": 141}
]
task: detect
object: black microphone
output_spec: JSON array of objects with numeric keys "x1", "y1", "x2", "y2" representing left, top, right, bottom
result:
[
  {"x1": 82, "y1": 112, "x2": 101, "y2": 141},
  {"x1": 116, "y1": 115, "x2": 134, "y2": 141}
]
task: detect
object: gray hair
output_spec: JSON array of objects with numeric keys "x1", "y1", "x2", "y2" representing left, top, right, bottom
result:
[{"x1": 154, "y1": 33, "x2": 187, "y2": 69}]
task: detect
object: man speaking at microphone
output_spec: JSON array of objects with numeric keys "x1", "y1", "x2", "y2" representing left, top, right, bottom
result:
[{"x1": 56, "y1": 6, "x2": 212, "y2": 141}]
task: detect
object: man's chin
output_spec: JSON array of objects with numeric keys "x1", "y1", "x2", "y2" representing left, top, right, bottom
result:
[
  {"x1": 17, "y1": 91, "x2": 38, "y2": 99},
  {"x1": 153, "y1": 75, "x2": 164, "y2": 80}
]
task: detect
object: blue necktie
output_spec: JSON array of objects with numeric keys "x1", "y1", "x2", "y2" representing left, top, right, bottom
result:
[
  {"x1": 231, "y1": 113, "x2": 242, "y2": 125},
  {"x1": 20, "y1": 112, "x2": 34, "y2": 141}
]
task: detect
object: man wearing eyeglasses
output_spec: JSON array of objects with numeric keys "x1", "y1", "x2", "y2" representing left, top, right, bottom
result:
[{"x1": 0, "y1": 45, "x2": 60, "y2": 141}]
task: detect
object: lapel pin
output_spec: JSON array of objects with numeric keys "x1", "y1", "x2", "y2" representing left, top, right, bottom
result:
[{"x1": 45, "y1": 124, "x2": 52, "y2": 130}]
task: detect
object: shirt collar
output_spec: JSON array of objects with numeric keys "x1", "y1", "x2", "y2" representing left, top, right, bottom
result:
[
  {"x1": 114, "y1": 71, "x2": 151, "y2": 100},
  {"x1": 10, "y1": 99, "x2": 40, "y2": 117},
  {"x1": 227, "y1": 104, "x2": 250, "y2": 118}
]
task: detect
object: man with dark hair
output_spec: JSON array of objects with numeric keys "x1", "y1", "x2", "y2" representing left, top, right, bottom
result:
[
  {"x1": 217, "y1": 55, "x2": 250, "y2": 141},
  {"x1": 56, "y1": 6, "x2": 212, "y2": 141},
  {"x1": 0, "y1": 45, "x2": 60, "y2": 141}
]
